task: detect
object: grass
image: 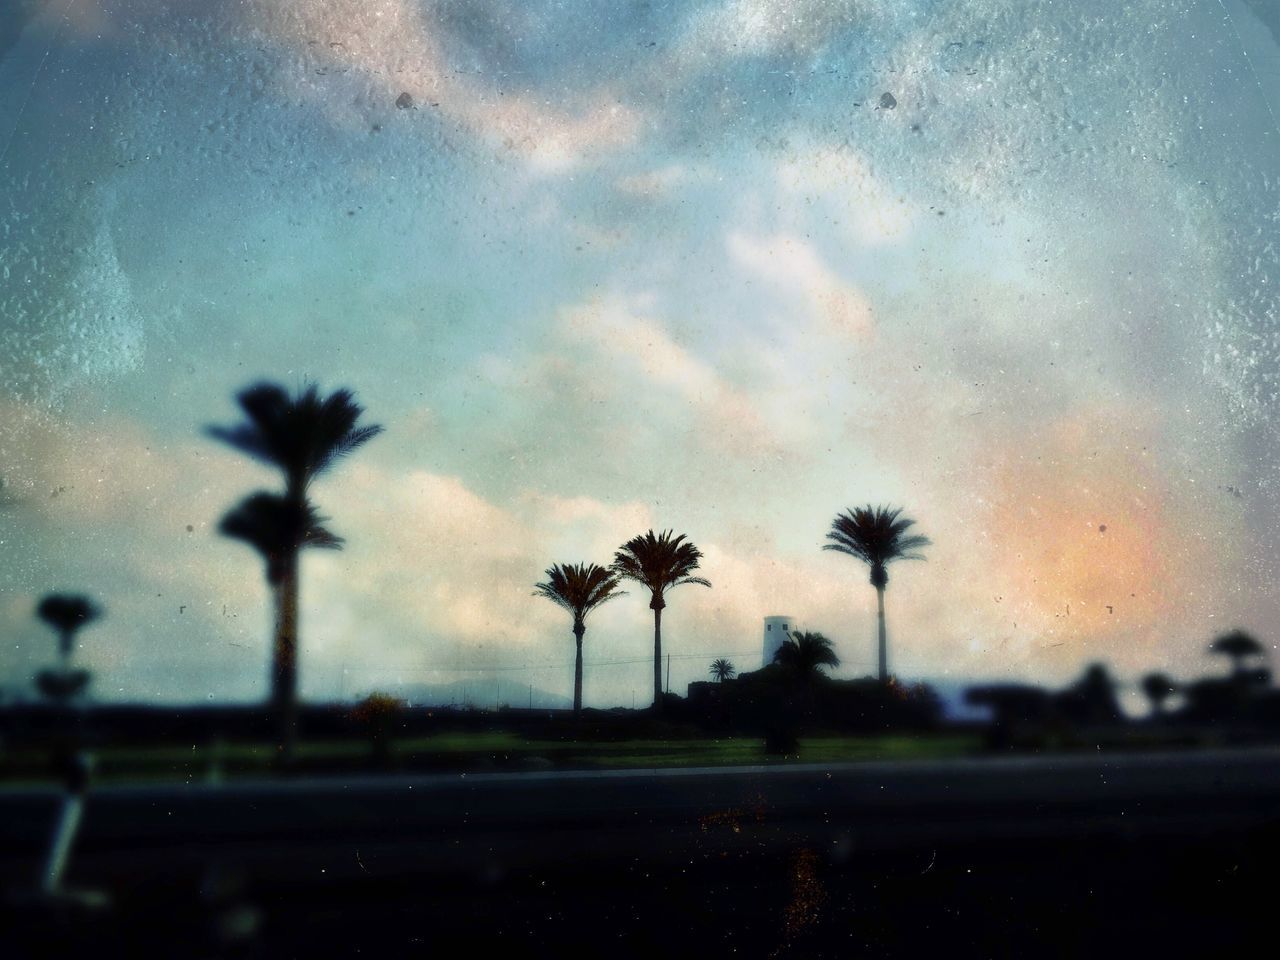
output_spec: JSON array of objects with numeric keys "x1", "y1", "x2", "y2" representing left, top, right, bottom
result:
[{"x1": 0, "y1": 732, "x2": 982, "y2": 786}]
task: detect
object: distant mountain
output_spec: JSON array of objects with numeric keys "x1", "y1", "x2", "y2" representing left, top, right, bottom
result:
[{"x1": 387, "y1": 677, "x2": 572, "y2": 711}]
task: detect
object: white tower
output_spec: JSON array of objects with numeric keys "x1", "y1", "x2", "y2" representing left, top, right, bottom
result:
[{"x1": 762, "y1": 615, "x2": 795, "y2": 668}]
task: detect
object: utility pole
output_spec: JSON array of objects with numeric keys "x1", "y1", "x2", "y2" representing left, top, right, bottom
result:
[
  {"x1": 496, "y1": 679, "x2": 500, "y2": 713},
  {"x1": 666, "y1": 654, "x2": 671, "y2": 696},
  {"x1": 528, "y1": 683, "x2": 532, "y2": 710}
]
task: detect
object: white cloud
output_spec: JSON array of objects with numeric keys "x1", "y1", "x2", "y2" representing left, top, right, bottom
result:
[
  {"x1": 244, "y1": 0, "x2": 644, "y2": 173},
  {"x1": 726, "y1": 231, "x2": 876, "y2": 340},
  {"x1": 555, "y1": 296, "x2": 783, "y2": 456},
  {"x1": 775, "y1": 146, "x2": 915, "y2": 246}
]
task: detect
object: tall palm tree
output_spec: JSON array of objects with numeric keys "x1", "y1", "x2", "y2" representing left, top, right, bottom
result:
[
  {"x1": 209, "y1": 381, "x2": 382, "y2": 754},
  {"x1": 208, "y1": 382, "x2": 384, "y2": 501},
  {"x1": 612, "y1": 530, "x2": 711, "y2": 713},
  {"x1": 773, "y1": 631, "x2": 841, "y2": 682},
  {"x1": 824, "y1": 505, "x2": 930, "y2": 684},
  {"x1": 533, "y1": 562, "x2": 625, "y2": 715},
  {"x1": 710, "y1": 658, "x2": 736, "y2": 683}
]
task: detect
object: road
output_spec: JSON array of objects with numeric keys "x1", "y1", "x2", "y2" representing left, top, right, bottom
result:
[{"x1": 4, "y1": 748, "x2": 1280, "y2": 956}]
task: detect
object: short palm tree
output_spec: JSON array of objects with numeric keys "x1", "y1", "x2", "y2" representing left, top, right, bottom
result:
[
  {"x1": 209, "y1": 381, "x2": 382, "y2": 755},
  {"x1": 710, "y1": 658, "x2": 736, "y2": 683},
  {"x1": 34, "y1": 593, "x2": 101, "y2": 703},
  {"x1": 1209, "y1": 630, "x2": 1265, "y2": 676},
  {"x1": 612, "y1": 530, "x2": 711, "y2": 713},
  {"x1": 824, "y1": 505, "x2": 930, "y2": 683},
  {"x1": 773, "y1": 631, "x2": 840, "y2": 682},
  {"x1": 533, "y1": 562, "x2": 625, "y2": 715},
  {"x1": 37, "y1": 594, "x2": 102, "y2": 661},
  {"x1": 1140, "y1": 672, "x2": 1177, "y2": 718}
]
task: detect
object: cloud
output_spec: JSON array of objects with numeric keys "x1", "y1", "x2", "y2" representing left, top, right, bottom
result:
[
  {"x1": 726, "y1": 231, "x2": 876, "y2": 340},
  {"x1": 775, "y1": 145, "x2": 915, "y2": 246},
  {"x1": 304, "y1": 462, "x2": 657, "y2": 654},
  {"x1": 677, "y1": 0, "x2": 883, "y2": 62},
  {"x1": 242, "y1": 0, "x2": 643, "y2": 173},
  {"x1": 555, "y1": 296, "x2": 784, "y2": 456}
]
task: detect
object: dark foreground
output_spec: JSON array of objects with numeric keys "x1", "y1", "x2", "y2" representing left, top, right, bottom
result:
[{"x1": 4, "y1": 747, "x2": 1280, "y2": 957}]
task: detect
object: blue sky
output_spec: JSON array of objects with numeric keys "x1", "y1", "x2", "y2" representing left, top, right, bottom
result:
[{"x1": 2, "y1": 0, "x2": 1279, "y2": 708}]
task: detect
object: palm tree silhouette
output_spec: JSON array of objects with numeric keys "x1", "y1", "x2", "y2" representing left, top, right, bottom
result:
[
  {"x1": 1208, "y1": 629, "x2": 1265, "y2": 677},
  {"x1": 1140, "y1": 672, "x2": 1176, "y2": 718},
  {"x1": 710, "y1": 658, "x2": 736, "y2": 683},
  {"x1": 612, "y1": 530, "x2": 711, "y2": 713},
  {"x1": 773, "y1": 630, "x2": 841, "y2": 682},
  {"x1": 37, "y1": 594, "x2": 102, "y2": 661},
  {"x1": 35, "y1": 593, "x2": 101, "y2": 702},
  {"x1": 209, "y1": 381, "x2": 382, "y2": 755},
  {"x1": 533, "y1": 562, "x2": 625, "y2": 715},
  {"x1": 823, "y1": 505, "x2": 930, "y2": 683}
]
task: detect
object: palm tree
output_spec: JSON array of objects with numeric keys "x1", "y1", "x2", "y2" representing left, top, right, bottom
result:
[
  {"x1": 36, "y1": 594, "x2": 102, "y2": 662},
  {"x1": 209, "y1": 381, "x2": 382, "y2": 755},
  {"x1": 1208, "y1": 629, "x2": 1265, "y2": 676},
  {"x1": 823, "y1": 505, "x2": 930, "y2": 684},
  {"x1": 710, "y1": 658, "x2": 736, "y2": 683},
  {"x1": 773, "y1": 630, "x2": 841, "y2": 682},
  {"x1": 612, "y1": 530, "x2": 711, "y2": 713},
  {"x1": 34, "y1": 593, "x2": 100, "y2": 704},
  {"x1": 207, "y1": 382, "x2": 384, "y2": 501},
  {"x1": 1140, "y1": 672, "x2": 1177, "y2": 718},
  {"x1": 533, "y1": 562, "x2": 625, "y2": 715}
]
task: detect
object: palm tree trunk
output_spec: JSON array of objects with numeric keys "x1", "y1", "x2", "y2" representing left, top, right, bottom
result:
[
  {"x1": 876, "y1": 584, "x2": 888, "y2": 684},
  {"x1": 652, "y1": 605, "x2": 663, "y2": 713},
  {"x1": 573, "y1": 625, "x2": 585, "y2": 716},
  {"x1": 273, "y1": 552, "x2": 300, "y2": 761}
]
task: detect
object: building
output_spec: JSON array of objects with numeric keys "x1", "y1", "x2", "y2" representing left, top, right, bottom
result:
[{"x1": 762, "y1": 615, "x2": 796, "y2": 668}]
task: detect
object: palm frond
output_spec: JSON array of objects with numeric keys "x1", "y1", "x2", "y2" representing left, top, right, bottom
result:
[
  {"x1": 611, "y1": 529, "x2": 711, "y2": 598},
  {"x1": 534, "y1": 562, "x2": 625, "y2": 623},
  {"x1": 219, "y1": 491, "x2": 344, "y2": 583},
  {"x1": 823, "y1": 504, "x2": 930, "y2": 575},
  {"x1": 208, "y1": 380, "x2": 383, "y2": 488}
]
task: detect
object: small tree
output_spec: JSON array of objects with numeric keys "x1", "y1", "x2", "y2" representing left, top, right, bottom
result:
[
  {"x1": 1209, "y1": 630, "x2": 1265, "y2": 676},
  {"x1": 710, "y1": 658, "x2": 736, "y2": 683},
  {"x1": 1140, "y1": 672, "x2": 1177, "y2": 718},
  {"x1": 350, "y1": 692, "x2": 405, "y2": 766},
  {"x1": 34, "y1": 594, "x2": 101, "y2": 704},
  {"x1": 773, "y1": 631, "x2": 841, "y2": 682}
]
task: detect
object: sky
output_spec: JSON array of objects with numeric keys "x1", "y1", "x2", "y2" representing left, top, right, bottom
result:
[{"x1": 1, "y1": 0, "x2": 1279, "y2": 710}]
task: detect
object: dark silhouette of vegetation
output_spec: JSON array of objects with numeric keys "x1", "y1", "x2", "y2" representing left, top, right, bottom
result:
[
  {"x1": 1141, "y1": 672, "x2": 1177, "y2": 718},
  {"x1": 349, "y1": 692, "x2": 405, "y2": 766},
  {"x1": 533, "y1": 562, "x2": 625, "y2": 715},
  {"x1": 36, "y1": 594, "x2": 102, "y2": 661},
  {"x1": 1055, "y1": 662, "x2": 1122, "y2": 726},
  {"x1": 209, "y1": 381, "x2": 382, "y2": 759},
  {"x1": 709, "y1": 658, "x2": 735, "y2": 683},
  {"x1": 824, "y1": 505, "x2": 929, "y2": 683},
  {"x1": 1209, "y1": 629, "x2": 1265, "y2": 676},
  {"x1": 219, "y1": 493, "x2": 344, "y2": 581},
  {"x1": 34, "y1": 593, "x2": 100, "y2": 704},
  {"x1": 772, "y1": 630, "x2": 840, "y2": 682},
  {"x1": 612, "y1": 529, "x2": 711, "y2": 714}
]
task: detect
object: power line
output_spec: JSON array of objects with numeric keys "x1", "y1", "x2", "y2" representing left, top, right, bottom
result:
[
  {"x1": 340, "y1": 650, "x2": 878, "y2": 676},
  {"x1": 405, "y1": 650, "x2": 764, "y2": 673}
]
